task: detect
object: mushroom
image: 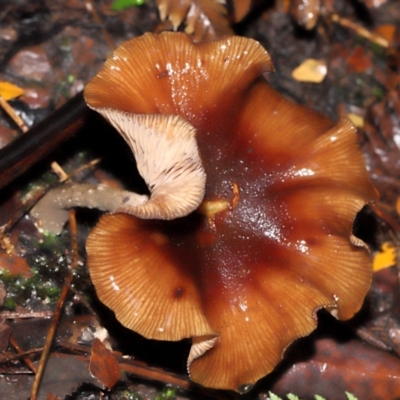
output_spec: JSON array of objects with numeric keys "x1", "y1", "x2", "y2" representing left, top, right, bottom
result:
[
  {"x1": 30, "y1": 113, "x2": 206, "y2": 233},
  {"x1": 80, "y1": 32, "x2": 378, "y2": 391}
]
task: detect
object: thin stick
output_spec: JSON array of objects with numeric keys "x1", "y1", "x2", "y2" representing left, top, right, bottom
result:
[
  {"x1": 51, "y1": 161, "x2": 69, "y2": 182},
  {"x1": 9, "y1": 336, "x2": 37, "y2": 373},
  {"x1": 29, "y1": 275, "x2": 72, "y2": 400},
  {"x1": 0, "y1": 94, "x2": 29, "y2": 133},
  {"x1": 119, "y1": 362, "x2": 191, "y2": 390},
  {"x1": 30, "y1": 209, "x2": 78, "y2": 399},
  {"x1": 68, "y1": 209, "x2": 79, "y2": 270},
  {"x1": 59, "y1": 158, "x2": 101, "y2": 183},
  {"x1": 331, "y1": 14, "x2": 389, "y2": 48},
  {"x1": 119, "y1": 362, "x2": 233, "y2": 400},
  {"x1": 0, "y1": 347, "x2": 43, "y2": 364},
  {"x1": 85, "y1": 0, "x2": 115, "y2": 51},
  {"x1": 0, "y1": 311, "x2": 53, "y2": 319},
  {"x1": 0, "y1": 157, "x2": 100, "y2": 237}
]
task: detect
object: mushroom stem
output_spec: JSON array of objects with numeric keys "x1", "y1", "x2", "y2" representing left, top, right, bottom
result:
[{"x1": 31, "y1": 183, "x2": 148, "y2": 234}]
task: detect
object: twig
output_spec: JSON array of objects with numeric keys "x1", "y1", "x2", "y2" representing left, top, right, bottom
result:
[
  {"x1": 119, "y1": 361, "x2": 191, "y2": 390},
  {"x1": 29, "y1": 275, "x2": 72, "y2": 400},
  {"x1": 331, "y1": 14, "x2": 389, "y2": 48},
  {"x1": 9, "y1": 336, "x2": 37, "y2": 373},
  {"x1": 68, "y1": 285, "x2": 98, "y2": 317},
  {"x1": 0, "y1": 348, "x2": 43, "y2": 364},
  {"x1": 0, "y1": 91, "x2": 89, "y2": 191},
  {"x1": 119, "y1": 361, "x2": 234, "y2": 400},
  {"x1": 0, "y1": 94, "x2": 29, "y2": 133},
  {"x1": 0, "y1": 311, "x2": 53, "y2": 319},
  {"x1": 51, "y1": 161, "x2": 69, "y2": 182},
  {"x1": 59, "y1": 158, "x2": 101, "y2": 183},
  {"x1": 0, "y1": 367, "x2": 35, "y2": 374},
  {"x1": 30, "y1": 206, "x2": 79, "y2": 399},
  {"x1": 0, "y1": 156, "x2": 101, "y2": 238},
  {"x1": 85, "y1": 0, "x2": 115, "y2": 52},
  {"x1": 69, "y1": 209, "x2": 79, "y2": 270}
]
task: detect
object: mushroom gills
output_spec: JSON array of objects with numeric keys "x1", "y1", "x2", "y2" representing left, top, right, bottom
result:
[{"x1": 31, "y1": 113, "x2": 206, "y2": 234}]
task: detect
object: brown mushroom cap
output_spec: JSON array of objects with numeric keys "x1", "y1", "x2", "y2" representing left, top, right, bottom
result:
[{"x1": 84, "y1": 32, "x2": 378, "y2": 391}]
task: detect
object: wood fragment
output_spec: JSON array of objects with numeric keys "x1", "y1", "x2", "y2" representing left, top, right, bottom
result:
[
  {"x1": 0, "y1": 92, "x2": 90, "y2": 191},
  {"x1": 0, "y1": 311, "x2": 53, "y2": 319},
  {"x1": 0, "y1": 347, "x2": 43, "y2": 364},
  {"x1": 69, "y1": 209, "x2": 79, "y2": 270},
  {"x1": 51, "y1": 162, "x2": 69, "y2": 182},
  {"x1": 0, "y1": 94, "x2": 28, "y2": 133},
  {"x1": 9, "y1": 336, "x2": 37, "y2": 374},
  {"x1": 331, "y1": 14, "x2": 389, "y2": 48},
  {"x1": 59, "y1": 158, "x2": 101, "y2": 183},
  {"x1": 119, "y1": 361, "x2": 233, "y2": 399}
]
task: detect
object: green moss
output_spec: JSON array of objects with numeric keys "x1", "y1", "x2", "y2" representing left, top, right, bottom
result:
[
  {"x1": 155, "y1": 388, "x2": 176, "y2": 400},
  {"x1": 0, "y1": 231, "x2": 72, "y2": 310},
  {"x1": 112, "y1": 0, "x2": 146, "y2": 11}
]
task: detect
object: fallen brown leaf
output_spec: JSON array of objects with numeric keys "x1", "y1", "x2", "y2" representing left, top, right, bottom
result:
[
  {"x1": 89, "y1": 337, "x2": 120, "y2": 390},
  {"x1": 271, "y1": 337, "x2": 400, "y2": 399}
]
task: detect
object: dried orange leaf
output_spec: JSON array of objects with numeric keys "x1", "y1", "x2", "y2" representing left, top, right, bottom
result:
[
  {"x1": 347, "y1": 113, "x2": 364, "y2": 128},
  {"x1": 373, "y1": 242, "x2": 396, "y2": 272},
  {"x1": 271, "y1": 337, "x2": 400, "y2": 399},
  {"x1": 292, "y1": 59, "x2": 327, "y2": 83},
  {"x1": 0, "y1": 251, "x2": 33, "y2": 278},
  {"x1": 346, "y1": 46, "x2": 373, "y2": 73},
  {"x1": 233, "y1": 0, "x2": 251, "y2": 22},
  {"x1": 0, "y1": 81, "x2": 24, "y2": 101},
  {"x1": 374, "y1": 24, "x2": 395, "y2": 44},
  {"x1": 89, "y1": 338, "x2": 121, "y2": 390},
  {"x1": 155, "y1": 0, "x2": 232, "y2": 41},
  {"x1": 47, "y1": 394, "x2": 62, "y2": 400}
]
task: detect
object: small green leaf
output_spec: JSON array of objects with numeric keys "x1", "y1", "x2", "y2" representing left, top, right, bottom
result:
[
  {"x1": 287, "y1": 394, "x2": 300, "y2": 400},
  {"x1": 315, "y1": 396, "x2": 326, "y2": 400},
  {"x1": 269, "y1": 392, "x2": 283, "y2": 400},
  {"x1": 112, "y1": 0, "x2": 145, "y2": 11},
  {"x1": 345, "y1": 392, "x2": 358, "y2": 400}
]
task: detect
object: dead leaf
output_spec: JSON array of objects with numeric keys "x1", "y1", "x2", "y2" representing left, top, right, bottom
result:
[
  {"x1": 0, "y1": 251, "x2": 32, "y2": 278},
  {"x1": 155, "y1": 0, "x2": 232, "y2": 41},
  {"x1": 89, "y1": 338, "x2": 120, "y2": 390},
  {"x1": 271, "y1": 338, "x2": 400, "y2": 399},
  {"x1": 0, "y1": 81, "x2": 24, "y2": 101},
  {"x1": 375, "y1": 24, "x2": 396, "y2": 43},
  {"x1": 232, "y1": 0, "x2": 251, "y2": 22},
  {"x1": 373, "y1": 242, "x2": 396, "y2": 272},
  {"x1": 292, "y1": 59, "x2": 327, "y2": 83},
  {"x1": 46, "y1": 394, "x2": 61, "y2": 400},
  {"x1": 346, "y1": 46, "x2": 373, "y2": 73},
  {"x1": 347, "y1": 113, "x2": 364, "y2": 128}
]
